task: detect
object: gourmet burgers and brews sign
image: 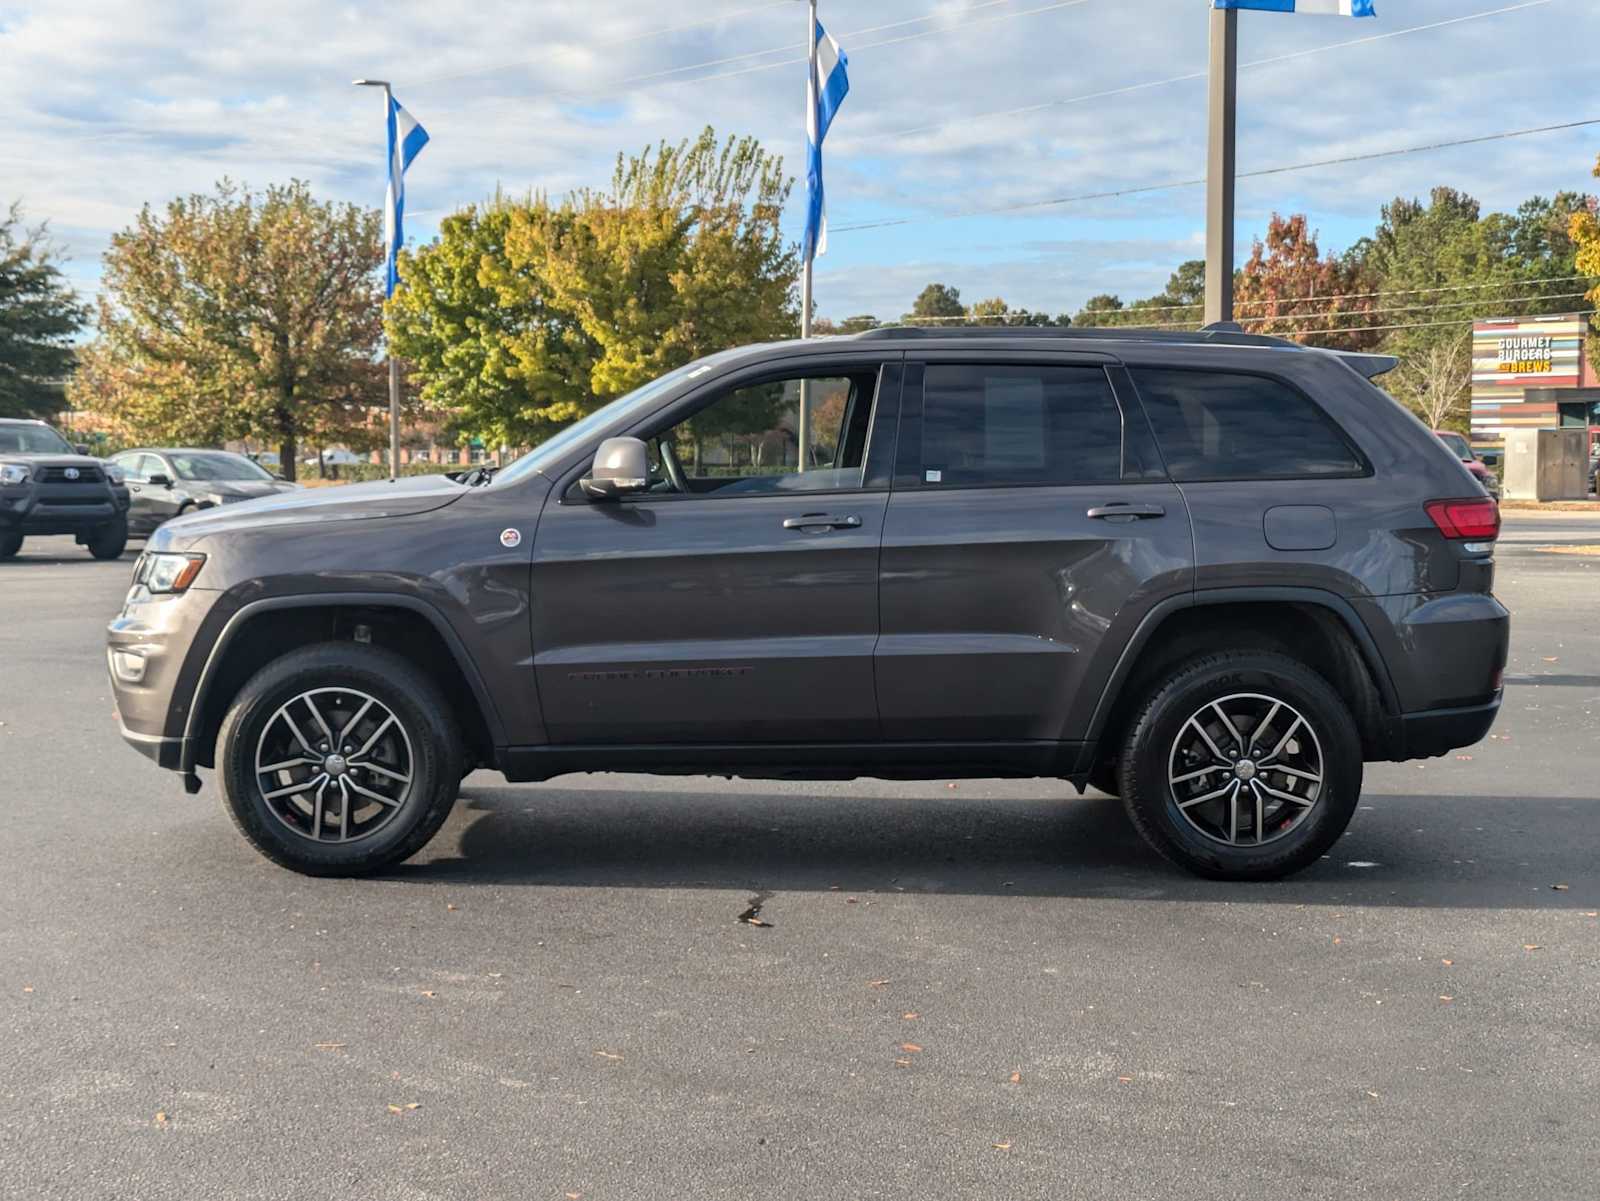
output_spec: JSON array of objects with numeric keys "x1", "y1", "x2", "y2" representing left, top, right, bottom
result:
[{"x1": 1470, "y1": 313, "x2": 1588, "y2": 437}]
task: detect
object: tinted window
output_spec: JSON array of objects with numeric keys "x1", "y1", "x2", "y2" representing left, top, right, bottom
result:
[
  {"x1": 918, "y1": 365, "x2": 1121, "y2": 487},
  {"x1": 1129, "y1": 369, "x2": 1363, "y2": 481},
  {"x1": 0, "y1": 423, "x2": 73, "y2": 454},
  {"x1": 170, "y1": 452, "x2": 274, "y2": 481}
]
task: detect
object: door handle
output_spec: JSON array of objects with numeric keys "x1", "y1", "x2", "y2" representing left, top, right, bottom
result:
[
  {"x1": 1086, "y1": 503, "x2": 1166, "y2": 521},
  {"x1": 782, "y1": 513, "x2": 862, "y2": 531}
]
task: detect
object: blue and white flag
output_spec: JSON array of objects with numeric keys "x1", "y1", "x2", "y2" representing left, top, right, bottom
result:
[
  {"x1": 804, "y1": 19, "x2": 849, "y2": 262},
  {"x1": 1213, "y1": 0, "x2": 1375, "y2": 14},
  {"x1": 384, "y1": 94, "x2": 429, "y2": 296}
]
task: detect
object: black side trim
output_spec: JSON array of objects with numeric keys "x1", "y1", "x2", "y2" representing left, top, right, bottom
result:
[
  {"x1": 1080, "y1": 586, "x2": 1402, "y2": 757},
  {"x1": 500, "y1": 740, "x2": 1084, "y2": 783},
  {"x1": 180, "y1": 592, "x2": 507, "y2": 773},
  {"x1": 119, "y1": 721, "x2": 183, "y2": 770}
]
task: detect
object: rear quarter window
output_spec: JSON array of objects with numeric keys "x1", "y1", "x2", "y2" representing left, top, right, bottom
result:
[{"x1": 1129, "y1": 368, "x2": 1365, "y2": 482}]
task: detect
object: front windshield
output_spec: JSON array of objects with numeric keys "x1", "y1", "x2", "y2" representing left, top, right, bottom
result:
[
  {"x1": 491, "y1": 352, "x2": 740, "y2": 487},
  {"x1": 0, "y1": 423, "x2": 74, "y2": 455},
  {"x1": 170, "y1": 451, "x2": 275, "y2": 482},
  {"x1": 1437, "y1": 432, "x2": 1471, "y2": 460}
]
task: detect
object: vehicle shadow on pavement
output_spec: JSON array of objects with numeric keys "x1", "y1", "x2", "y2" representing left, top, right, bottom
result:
[{"x1": 386, "y1": 785, "x2": 1600, "y2": 909}]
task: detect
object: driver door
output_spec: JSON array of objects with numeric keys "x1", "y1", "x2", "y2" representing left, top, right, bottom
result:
[{"x1": 530, "y1": 360, "x2": 901, "y2": 745}]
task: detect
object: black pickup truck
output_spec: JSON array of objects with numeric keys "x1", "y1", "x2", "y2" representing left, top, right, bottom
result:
[{"x1": 0, "y1": 418, "x2": 131, "y2": 560}]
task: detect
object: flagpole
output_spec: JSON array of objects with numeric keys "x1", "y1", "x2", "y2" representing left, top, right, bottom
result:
[
  {"x1": 354, "y1": 77, "x2": 403, "y2": 480},
  {"x1": 798, "y1": 0, "x2": 817, "y2": 473},
  {"x1": 1204, "y1": 5, "x2": 1238, "y2": 326}
]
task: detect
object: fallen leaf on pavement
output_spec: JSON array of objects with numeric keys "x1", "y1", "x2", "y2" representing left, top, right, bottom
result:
[
  {"x1": 314, "y1": 1042, "x2": 346, "y2": 1051},
  {"x1": 867, "y1": 979, "x2": 890, "y2": 988},
  {"x1": 1552, "y1": 884, "x2": 1569, "y2": 891},
  {"x1": 21, "y1": 986, "x2": 32, "y2": 994},
  {"x1": 594, "y1": 1050, "x2": 624, "y2": 1061},
  {"x1": 1582, "y1": 912, "x2": 1598, "y2": 918},
  {"x1": 1117, "y1": 1076, "x2": 1133, "y2": 1084},
  {"x1": 446, "y1": 904, "x2": 458, "y2": 911},
  {"x1": 567, "y1": 1193, "x2": 582, "y2": 1199},
  {"x1": 746, "y1": 916, "x2": 770, "y2": 927},
  {"x1": 1009, "y1": 1071, "x2": 1021, "y2": 1084},
  {"x1": 899, "y1": 1043, "x2": 923, "y2": 1054},
  {"x1": 386, "y1": 1105, "x2": 402, "y2": 1114},
  {"x1": 419, "y1": 991, "x2": 435, "y2": 998},
  {"x1": 1442, "y1": 959, "x2": 1453, "y2": 966},
  {"x1": 1366, "y1": 1091, "x2": 1380, "y2": 1099},
  {"x1": 992, "y1": 1141, "x2": 1011, "y2": 1151},
  {"x1": 1439, "y1": 996, "x2": 1453, "y2": 1003},
  {"x1": 1333, "y1": 937, "x2": 1343, "y2": 945},
  {"x1": 902, "y1": 1012, "x2": 919, "y2": 1020},
  {"x1": 1454, "y1": 755, "x2": 1472, "y2": 761},
  {"x1": 1542, "y1": 656, "x2": 1559, "y2": 662},
  {"x1": 894, "y1": 1058, "x2": 911, "y2": 1068},
  {"x1": 154, "y1": 1111, "x2": 168, "y2": 1125},
  {"x1": 1523, "y1": 944, "x2": 1542, "y2": 951}
]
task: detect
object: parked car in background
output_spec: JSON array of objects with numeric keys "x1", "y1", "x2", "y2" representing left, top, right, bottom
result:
[
  {"x1": 304, "y1": 448, "x2": 365, "y2": 467},
  {"x1": 109, "y1": 326, "x2": 1507, "y2": 882},
  {"x1": 108, "y1": 448, "x2": 300, "y2": 537},
  {"x1": 1434, "y1": 430, "x2": 1500, "y2": 499},
  {"x1": 0, "y1": 417, "x2": 131, "y2": 560}
]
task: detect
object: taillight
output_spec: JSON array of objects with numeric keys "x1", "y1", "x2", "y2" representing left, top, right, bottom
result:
[{"x1": 1425, "y1": 498, "x2": 1500, "y2": 541}]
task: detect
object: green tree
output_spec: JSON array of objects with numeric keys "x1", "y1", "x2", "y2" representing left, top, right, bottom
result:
[
  {"x1": 904, "y1": 283, "x2": 965, "y2": 325},
  {"x1": 1074, "y1": 262, "x2": 1206, "y2": 328},
  {"x1": 78, "y1": 180, "x2": 387, "y2": 481},
  {"x1": 389, "y1": 129, "x2": 797, "y2": 448},
  {"x1": 0, "y1": 203, "x2": 87, "y2": 419},
  {"x1": 837, "y1": 314, "x2": 880, "y2": 333}
]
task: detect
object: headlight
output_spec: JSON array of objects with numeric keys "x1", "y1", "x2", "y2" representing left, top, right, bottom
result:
[
  {"x1": 0, "y1": 464, "x2": 30, "y2": 486},
  {"x1": 104, "y1": 464, "x2": 125, "y2": 485},
  {"x1": 136, "y1": 552, "x2": 207, "y2": 594},
  {"x1": 205, "y1": 493, "x2": 231, "y2": 506}
]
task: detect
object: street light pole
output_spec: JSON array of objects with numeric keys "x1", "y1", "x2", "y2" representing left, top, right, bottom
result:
[
  {"x1": 354, "y1": 78, "x2": 402, "y2": 480},
  {"x1": 1204, "y1": 6, "x2": 1238, "y2": 327}
]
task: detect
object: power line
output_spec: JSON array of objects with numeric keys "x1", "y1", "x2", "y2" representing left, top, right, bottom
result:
[
  {"x1": 409, "y1": 1, "x2": 796, "y2": 89},
  {"x1": 831, "y1": 118, "x2": 1600, "y2": 233},
  {"x1": 849, "y1": 0, "x2": 1558, "y2": 146},
  {"x1": 1095, "y1": 277, "x2": 1595, "y2": 317}
]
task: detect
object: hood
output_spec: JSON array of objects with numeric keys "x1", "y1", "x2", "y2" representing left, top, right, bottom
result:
[
  {"x1": 1464, "y1": 460, "x2": 1492, "y2": 479},
  {"x1": 150, "y1": 473, "x2": 465, "y2": 548},
  {"x1": 0, "y1": 452, "x2": 107, "y2": 469}
]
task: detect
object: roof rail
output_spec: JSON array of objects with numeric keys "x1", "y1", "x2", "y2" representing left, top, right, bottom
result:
[{"x1": 851, "y1": 324, "x2": 1301, "y2": 349}]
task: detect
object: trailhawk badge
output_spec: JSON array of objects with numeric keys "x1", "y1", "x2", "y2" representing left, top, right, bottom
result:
[{"x1": 499, "y1": 528, "x2": 522, "y2": 549}]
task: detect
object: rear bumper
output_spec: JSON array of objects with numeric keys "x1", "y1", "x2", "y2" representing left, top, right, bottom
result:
[{"x1": 1394, "y1": 693, "x2": 1502, "y2": 760}]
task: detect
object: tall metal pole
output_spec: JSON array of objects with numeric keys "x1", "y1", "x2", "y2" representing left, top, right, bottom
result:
[
  {"x1": 797, "y1": 0, "x2": 818, "y2": 472},
  {"x1": 382, "y1": 81, "x2": 402, "y2": 481},
  {"x1": 1204, "y1": 6, "x2": 1238, "y2": 326}
]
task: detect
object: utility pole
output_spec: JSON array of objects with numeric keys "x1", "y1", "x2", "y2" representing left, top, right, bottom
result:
[
  {"x1": 797, "y1": 0, "x2": 819, "y2": 472},
  {"x1": 1204, "y1": 5, "x2": 1238, "y2": 326}
]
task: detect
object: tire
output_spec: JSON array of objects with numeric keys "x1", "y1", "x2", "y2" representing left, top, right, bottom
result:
[
  {"x1": 1117, "y1": 650, "x2": 1362, "y2": 881},
  {"x1": 0, "y1": 531, "x2": 21, "y2": 560},
  {"x1": 216, "y1": 641, "x2": 463, "y2": 876},
  {"x1": 86, "y1": 514, "x2": 128, "y2": 560}
]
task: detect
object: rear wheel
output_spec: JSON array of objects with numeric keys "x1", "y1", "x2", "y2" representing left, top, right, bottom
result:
[
  {"x1": 0, "y1": 531, "x2": 21, "y2": 560},
  {"x1": 1118, "y1": 651, "x2": 1362, "y2": 881},
  {"x1": 217, "y1": 642, "x2": 463, "y2": 876},
  {"x1": 86, "y1": 514, "x2": 128, "y2": 560}
]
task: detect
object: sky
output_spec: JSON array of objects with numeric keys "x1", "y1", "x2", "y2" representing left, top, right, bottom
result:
[{"x1": 2, "y1": 0, "x2": 1597, "y2": 323}]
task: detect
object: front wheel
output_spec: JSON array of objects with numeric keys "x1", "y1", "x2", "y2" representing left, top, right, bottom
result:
[
  {"x1": 0, "y1": 531, "x2": 21, "y2": 560},
  {"x1": 216, "y1": 642, "x2": 463, "y2": 876},
  {"x1": 86, "y1": 514, "x2": 128, "y2": 560},
  {"x1": 1118, "y1": 651, "x2": 1362, "y2": 881}
]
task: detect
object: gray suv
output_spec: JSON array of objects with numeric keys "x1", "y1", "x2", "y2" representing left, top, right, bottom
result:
[{"x1": 106, "y1": 327, "x2": 1509, "y2": 880}]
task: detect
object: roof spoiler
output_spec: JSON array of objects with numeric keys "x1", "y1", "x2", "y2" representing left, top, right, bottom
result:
[{"x1": 1336, "y1": 351, "x2": 1399, "y2": 380}]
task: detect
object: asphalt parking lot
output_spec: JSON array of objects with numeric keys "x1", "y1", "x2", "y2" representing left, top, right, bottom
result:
[{"x1": 2, "y1": 513, "x2": 1596, "y2": 1200}]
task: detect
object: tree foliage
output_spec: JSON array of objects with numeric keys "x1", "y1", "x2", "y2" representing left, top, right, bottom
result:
[
  {"x1": 76, "y1": 180, "x2": 388, "y2": 480},
  {"x1": 903, "y1": 283, "x2": 965, "y2": 325},
  {"x1": 1235, "y1": 214, "x2": 1378, "y2": 350},
  {"x1": 1568, "y1": 156, "x2": 1600, "y2": 372},
  {"x1": 389, "y1": 128, "x2": 797, "y2": 449},
  {"x1": 0, "y1": 203, "x2": 88, "y2": 419}
]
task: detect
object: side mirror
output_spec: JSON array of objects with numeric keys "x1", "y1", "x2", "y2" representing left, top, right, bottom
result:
[
  {"x1": 147, "y1": 473, "x2": 173, "y2": 488},
  {"x1": 580, "y1": 437, "x2": 650, "y2": 500},
  {"x1": 75, "y1": 443, "x2": 90, "y2": 456}
]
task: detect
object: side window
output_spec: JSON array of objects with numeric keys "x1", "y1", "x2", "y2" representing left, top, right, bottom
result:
[
  {"x1": 1129, "y1": 368, "x2": 1364, "y2": 481},
  {"x1": 916, "y1": 364, "x2": 1122, "y2": 487},
  {"x1": 139, "y1": 454, "x2": 168, "y2": 481},
  {"x1": 649, "y1": 370, "x2": 879, "y2": 496},
  {"x1": 110, "y1": 454, "x2": 142, "y2": 481}
]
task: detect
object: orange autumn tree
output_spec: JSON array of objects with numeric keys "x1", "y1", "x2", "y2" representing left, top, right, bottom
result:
[{"x1": 1235, "y1": 213, "x2": 1380, "y2": 350}]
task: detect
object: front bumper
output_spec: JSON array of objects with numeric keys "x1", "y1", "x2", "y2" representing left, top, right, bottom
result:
[
  {"x1": 1, "y1": 484, "x2": 130, "y2": 534},
  {"x1": 117, "y1": 719, "x2": 185, "y2": 770},
  {"x1": 107, "y1": 582, "x2": 224, "y2": 772}
]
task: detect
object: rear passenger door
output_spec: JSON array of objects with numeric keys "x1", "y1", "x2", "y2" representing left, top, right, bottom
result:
[{"x1": 875, "y1": 356, "x2": 1194, "y2": 746}]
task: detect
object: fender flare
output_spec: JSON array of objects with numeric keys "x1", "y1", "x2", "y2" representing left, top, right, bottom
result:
[
  {"x1": 1082, "y1": 586, "x2": 1402, "y2": 749},
  {"x1": 181, "y1": 592, "x2": 507, "y2": 769}
]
